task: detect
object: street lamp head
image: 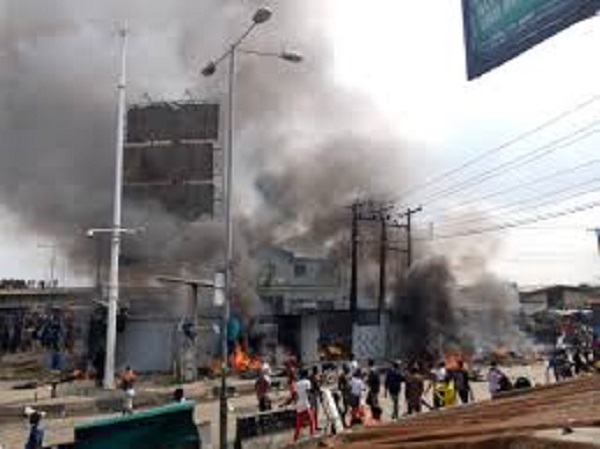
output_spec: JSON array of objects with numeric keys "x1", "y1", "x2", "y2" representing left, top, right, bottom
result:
[
  {"x1": 280, "y1": 50, "x2": 303, "y2": 63},
  {"x1": 201, "y1": 62, "x2": 217, "y2": 77},
  {"x1": 252, "y1": 7, "x2": 272, "y2": 24}
]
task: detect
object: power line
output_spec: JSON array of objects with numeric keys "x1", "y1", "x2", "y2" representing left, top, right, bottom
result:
[
  {"x1": 427, "y1": 199, "x2": 600, "y2": 241},
  {"x1": 395, "y1": 94, "x2": 600, "y2": 202},
  {"x1": 420, "y1": 158, "x2": 600, "y2": 221},
  {"x1": 431, "y1": 177, "x2": 600, "y2": 230},
  {"x1": 418, "y1": 122, "x2": 600, "y2": 206}
]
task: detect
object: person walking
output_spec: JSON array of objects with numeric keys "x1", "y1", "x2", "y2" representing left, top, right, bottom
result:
[
  {"x1": 255, "y1": 363, "x2": 272, "y2": 412},
  {"x1": 431, "y1": 361, "x2": 448, "y2": 409},
  {"x1": 573, "y1": 349, "x2": 586, "y2": 375},
  {"x1": 309, "y1": 366, "x2": 323, "y2": 430},
  {"x1": 452, "y1": 360, "x2": 473, "y2": 405},
  {"x1": 487, "y1": 362, "x2": 508, "y2": 399},
  {"x1": 119, "y1": 366, "x2": 137, "y2": 415},
  {"x1": 349, "y1": 353, "x2": 358, "y2": 374},
  {"x1": 92, "y1": 348, "x2": 105, "y2": 388},
  {"x1": 280, "y1": 369, "x2": 297, "y2": 408},
  {"x1": 385, "y1": 362, "x2": 404, "y2": 420},
  {"x1": 336, "y1": 364, "x2": 351, "y2": 427},
  {"x1": 349, "y1": 369, "x2": 366, "y2": 425},
  {"x1": 24, "y1": 408, "x2": 45, "y2": 449},
  {"x1": 293, "y1": 369, "x2": 316, "y2": 442},
  {"x1": 405, "y1": 365, "x2": 425, "y2": 415},
  {"x1": 366, "y1": 359, "x2": 381, "y2": 413}
]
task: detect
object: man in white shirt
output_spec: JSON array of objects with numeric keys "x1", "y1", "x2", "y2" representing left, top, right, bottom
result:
[
  {"x1": 350, "y1": 371, "x2": 365, "y2": 400},
  {"x1": 294, "y1": 369, "x2": 316, "y2": 441},
  {"x1": 348, "y1": 369, "x2": 366, "y2": 425}
]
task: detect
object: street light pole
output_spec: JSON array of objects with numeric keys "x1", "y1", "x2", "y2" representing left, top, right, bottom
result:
[
  {"x1": 200, "y1": 9, "x2": 302, "y2": 448},
  {"x1": 219, "y1": 43, "x2": 235, "y2": 449},
  {"x1": 104, "y1": 25, "x2": 128, "y2": 390}
]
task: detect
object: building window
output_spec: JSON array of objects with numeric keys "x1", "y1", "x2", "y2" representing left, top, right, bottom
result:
[{"x1": 294, "y1": 263, "x2": 307, "y2": 277}]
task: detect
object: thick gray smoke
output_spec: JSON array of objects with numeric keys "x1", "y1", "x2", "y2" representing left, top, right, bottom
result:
[
  {"x1": 0, "y1": 0, "x2": 410, "y2": 316},
  {"x1": 457, "y1": 273, "x2": 529, "y2": 354},
  {"x1": 395, "y1": 255, "x2": 530, "y2": 361}
]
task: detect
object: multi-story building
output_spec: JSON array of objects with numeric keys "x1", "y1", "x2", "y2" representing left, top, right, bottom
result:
[{"x1": 519, "y1": 284, "x2": 600, "y2": 315}]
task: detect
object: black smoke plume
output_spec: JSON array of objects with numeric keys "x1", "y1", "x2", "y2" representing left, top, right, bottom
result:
[{"x1": 396, "y1": 256, "x2": 459, "y2": 361}]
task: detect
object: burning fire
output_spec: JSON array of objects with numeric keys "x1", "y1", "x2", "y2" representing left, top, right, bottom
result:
[{"x1": 229, "y1": 341, "x2": 261, "y2": 372}]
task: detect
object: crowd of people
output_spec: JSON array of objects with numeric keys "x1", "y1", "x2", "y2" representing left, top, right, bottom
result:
[
  {"x1": 254, "y1": 355, "x2": 482, "y2": 442},
  {"x1": 0, "y1": 278, "x2": 58, "y2": 290},
  {"x1": 252, "y1": 349, "x2": 600, "y2": 442},
  {"x1": 546, "y1": 347, "x2": 595, "y2": 382},
  {"x1": 0, "y1": 309, "x2": 76, "y2": 359}
]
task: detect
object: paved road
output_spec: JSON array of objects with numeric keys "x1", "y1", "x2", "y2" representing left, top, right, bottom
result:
[
  {"x1": 0, "y1": 363, "x2": 552, "y2": 449},
  {"x1": 0, "y1": 388, "x2": 270, "y2": 449}
]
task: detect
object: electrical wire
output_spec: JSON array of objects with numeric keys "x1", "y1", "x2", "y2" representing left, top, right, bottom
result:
[
  {"x1": 395, "y1": 94, "x2": 600, "y2": 202},
  {"x1": 426, "y1": 199, "x2": 600, "y2": 241},
  {"x1": 418, "y1": 123, "x2": 600, "y2": 206},
  {"x1": 431, "y1": 177, "x2": 600, "y2": 230},
  {"x1": 420, "y1": 158, "x2": 600, "y2": 220}
]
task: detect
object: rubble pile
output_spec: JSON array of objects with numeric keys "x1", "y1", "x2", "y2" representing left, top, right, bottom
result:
[{"x1": 336, "y1": 376, "x2": 600, "y2": 449}]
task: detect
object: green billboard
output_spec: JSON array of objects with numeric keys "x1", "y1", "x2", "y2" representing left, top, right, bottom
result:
[{"x1": 463, "y1": 0, "x2": 600, "y2": 80}]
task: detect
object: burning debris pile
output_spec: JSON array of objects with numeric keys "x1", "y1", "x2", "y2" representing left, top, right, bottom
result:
[
  {"x1": 395, "y1": 256, "x2": 531, "y2": 363},
  {"x1": 396, "y1": 256, "x2": 460, "y2": 362},
  {"x1": 229, "y1": 340, "x2": 261, "y2": 373}
]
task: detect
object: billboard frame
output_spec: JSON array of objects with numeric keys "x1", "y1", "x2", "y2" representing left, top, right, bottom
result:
[{"x1": 463, "y1": 0, "x2": 600, "y2": 80}]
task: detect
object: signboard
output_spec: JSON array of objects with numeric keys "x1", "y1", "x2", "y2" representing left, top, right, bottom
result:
[
  {"x1": 75, "y1": 402, "x2": 199, "y2": 449},
  {"x1": 124, "y1": 101, "x2": 219, "y2": 221},
  {"x1": 127, "y1": 102, "x2": 219, "y2": 142},
  {"x1": 463, "y1": 0, "x2": 600, "y2": 80},
  {"x1": 124, "y1": 142, "x2": 213, "y2": 183}
]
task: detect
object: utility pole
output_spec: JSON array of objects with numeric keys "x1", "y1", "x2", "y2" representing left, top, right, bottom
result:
[
  {"x1": 404, "y1": 206, "x2": 422, "y2": 269},
  {"x1": 349, "y1": 202, "x2": 359, "y2": 321},
  {"x1": 156, "y1": 276, "x2": 215, "y2": 382},
  {"x1": 378, "y1": 218, "x2": 387, "y2": 314},
  {"x1": 371, "y1": 208, "x2": 404, "y2": 314},
  {"x1": 350, "y1": 202, "x2": 403, "y2": 316},
  {"x1": 347, "y1": 202, "x2": 422, "y2": 320}
]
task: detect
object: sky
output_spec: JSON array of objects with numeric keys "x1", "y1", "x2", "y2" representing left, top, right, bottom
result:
[
  {"x1": 328, "y1": 0, "x2": 600, "y2": 286},
  {"x1": 2, "y1": 1, "x2": 600, "y2": 287}
]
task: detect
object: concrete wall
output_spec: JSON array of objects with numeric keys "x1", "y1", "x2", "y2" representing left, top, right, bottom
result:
[
  {"x1": 300, "y1": 314, "x2": 319, "y2": 364},
  {"x1": 520, "y1": 292, "x2": 548, "y2": 315},
  {"x1": 116, "y1": 318, "x2": 176, "y2": 372},
  {"x1": 352, "y1": 317, "x2": 388, "y2": 361},
  {"x1": 195, "y1": 323, "x2": 220, "y2": 367}
]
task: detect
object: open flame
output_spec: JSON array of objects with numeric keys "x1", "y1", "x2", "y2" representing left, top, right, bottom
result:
[{"x1": 230, "y1": 341, "x2": 261, "y2": 372}]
